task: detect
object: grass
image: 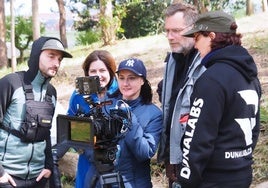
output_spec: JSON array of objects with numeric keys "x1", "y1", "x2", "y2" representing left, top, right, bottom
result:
[{"x1": 252, "y1": 107, "x2": 268, "y2": 185}]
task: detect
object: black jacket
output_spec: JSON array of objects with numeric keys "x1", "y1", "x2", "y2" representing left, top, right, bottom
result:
[
  {"x1": 178, "y1": 45, "x2": 262, "y2": 187},
  {"x1": 0, "y1": 37, "x2": 59, "y2": 179}
]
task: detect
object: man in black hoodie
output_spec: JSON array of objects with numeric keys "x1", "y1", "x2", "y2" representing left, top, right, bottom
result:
[
  {"x1": 175, "y1": 11, "x2": 262, "y2": 188},
  {"x1": 0, "y1": 36, "x2": 72, "y2": 188}
]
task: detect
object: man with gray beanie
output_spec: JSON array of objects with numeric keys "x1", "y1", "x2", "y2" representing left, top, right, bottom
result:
[{"x1": 0, "y1": 36, "x2": 72, "y2": 187}]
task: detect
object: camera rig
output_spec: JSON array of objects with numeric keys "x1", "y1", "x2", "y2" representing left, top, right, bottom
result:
[{"x1": 55, "y1": 76, "x2": 131, "y2": 187}]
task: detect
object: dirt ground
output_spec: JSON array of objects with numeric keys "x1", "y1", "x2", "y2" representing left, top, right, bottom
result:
[{"x1": 52, "y1": 12, "x2": 268, "y2": 188}]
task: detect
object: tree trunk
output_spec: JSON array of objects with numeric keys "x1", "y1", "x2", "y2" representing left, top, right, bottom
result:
[
  {"x1": 246, "y1": 0, "x2": 254, "y2": 15},
  {"x1": 262, "y1": 0, "x2": 267, "y2": 12},
  {"x1": 0, "y1": 0, "x2": 8, "y2": 69},
  {"x1": 56, "y1": 0, "x2": 68, "y2": 48},
  {"x1": 100, "y1": 0, "x2": 117, "y2": 46},
  {"x1": 32, "y1": 0, "x2": 40, "y2": 40},
  {"x1": 10, "y1": 0, "x2": 17, "y2": 72}
]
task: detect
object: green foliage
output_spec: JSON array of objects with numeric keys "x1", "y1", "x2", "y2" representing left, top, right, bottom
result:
[
  {"x1": 113, "y1": 3, "x2": 127, "y2": 39},
  {"x1": 70, "y1": 0, "x2": 167, "y2": 40},
  {"x1": 61, "y1": 175, "x2": 75, "y2": 187},
  {"x1": 121, "y1": 1, "x2": 167, "y2": 39},
  {"x1": 69, "y1": 0, "x2": 100, "y2": 32},
  {"x1": 184, "y1": 0, "x2": 246, "y2": 14},
  {"x1": 76, "y1": 29, "x2": 101, "y2": 46},
  {"x1": 260, "y1": 107, "x2": 268, "y2": 125},
  {"x1": 252, "y1": 107, "x2": 268, "y2": 184},
  {"x1": 5, "y1": 16, "x2": 45, "y2": 63}
]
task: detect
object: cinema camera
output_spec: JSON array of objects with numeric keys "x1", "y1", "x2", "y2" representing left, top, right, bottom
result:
[{"x1": 56, "y1": 76, "x2": 131, "y2": 187}]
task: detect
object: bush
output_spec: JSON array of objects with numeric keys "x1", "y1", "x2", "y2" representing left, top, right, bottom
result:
[
  {"x1": 76, "y1": 29, "x2": 101, "y2": 46},
  {"x1": 121, "y1": 1, "x2": 167, "y2": 39}
]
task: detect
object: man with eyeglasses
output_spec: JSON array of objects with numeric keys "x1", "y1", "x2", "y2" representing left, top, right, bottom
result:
[{"x1": 156, "y1": 2, "x2": 206, "y2": 187}]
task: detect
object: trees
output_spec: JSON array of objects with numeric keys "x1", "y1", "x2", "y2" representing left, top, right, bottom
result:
[
  {"x1": 69, "y1": 0, "x2": 123, "y2": 46},
  {"x1": 187, "y1": 0, "x2": 267, "y2": 15},
  {"x1": 100, "y1": 0, "x2": 117, "y2": 45},
  {"x1": 0, "y1": 0, "x2": 8, "y2": 69},
  {"x1": 262, "y1": 0, "x2": 268, "y2": 12},
  {"x1": 246, "y1": 0, "x2": 254, "y2": 15},
  {"x1": 6, "y1": 16, "x2": 45, "y2": 63},
  {"x1": 32, "y1": 0, "x2": 40, "y2": 40},
  {"x1": 121, "y1": 1, "x2": 166, "y2": 38},
  {"x1": 56, "y1": 0, "x2": 68, "y2": 48},
  {"x1": 10, "y1": 0, "x2": 17, "y2": 72}
]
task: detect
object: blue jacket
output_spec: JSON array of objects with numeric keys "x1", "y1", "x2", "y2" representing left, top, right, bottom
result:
[
  {"x1": 84, "y1": 96, "x2": 162, "y2": 188},
  {"x1": 114, "y1": 97, "x2": 163, "y2": 187},
  {"x1": 67, "y1": 78, "x2": 118, "y2": 116},
  {"x1": 66, "y1": 78, "x2": 118, "y2": 188}
]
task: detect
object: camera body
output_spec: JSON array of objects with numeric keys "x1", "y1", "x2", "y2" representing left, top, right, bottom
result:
[{"x1": 57, "y1": 76, "x2": 130, "y2": 166}]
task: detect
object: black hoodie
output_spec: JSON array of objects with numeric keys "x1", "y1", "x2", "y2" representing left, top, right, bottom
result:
[
  {"x1": 0, "y1": 36, "x2": 65, "y2": 179},
  {"x1": 178, "y1": 45, "x2": 262, "y2": 187}
]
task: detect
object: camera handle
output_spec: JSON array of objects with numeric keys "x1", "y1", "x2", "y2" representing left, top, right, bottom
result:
[
  {"x1": 49, "y1": 149, "x2": 62, "y2": 188},
  {"x1": 99, "y1": 171, "x2": 125, "y2": 188}
]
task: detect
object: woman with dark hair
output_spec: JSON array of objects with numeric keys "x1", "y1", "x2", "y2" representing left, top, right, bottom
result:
[
  {"x1": 66, "y1": 50, "x2": 119, "y2": 188},
  {"x1": 174, "y1": 11, "x2": 262, "y2": 188},
  {"x1": 84, "y1": 58, "x2": 163, "y2": 188},
  {"x1": 114, "y1": 57, "x2": 163, "y2": 187}
]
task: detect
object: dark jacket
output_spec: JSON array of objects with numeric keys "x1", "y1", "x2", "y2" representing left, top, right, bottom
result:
[
  {"x1": 0, "y1": 37, "x2": 60, "y2": 179},
  {"x1": 178, "y1": 45, "x2": 262, "y2": 187},
  {"x1": 157, "y1": 49, "x2": 203, "y2": 163}
]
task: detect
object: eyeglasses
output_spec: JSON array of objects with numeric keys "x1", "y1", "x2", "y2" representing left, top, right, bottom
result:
[{"x1": 164, "y1": 25, "x2": 192, "y2": 36}]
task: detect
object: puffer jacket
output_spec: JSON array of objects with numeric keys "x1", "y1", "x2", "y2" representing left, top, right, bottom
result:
[{"x1": 115, "y1": 97, "x2": 162, "y2": 187}]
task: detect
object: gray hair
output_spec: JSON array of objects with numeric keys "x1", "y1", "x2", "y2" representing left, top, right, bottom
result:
[{"x1": 165, "y1": 2, "x2": 198, "y2": 26}]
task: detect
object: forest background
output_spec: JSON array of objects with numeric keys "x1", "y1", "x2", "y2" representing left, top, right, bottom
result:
[{"x1": 0, "y1": 0, "x2": 268, "y2": 187}]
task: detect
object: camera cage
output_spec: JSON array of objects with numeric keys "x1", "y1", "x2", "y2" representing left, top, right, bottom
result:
[
  {"x1": 75, "y1": 76, "x2": 101, "y2": 95},
  {"x1": 56, "y1": 75, "x2": 131, "y2": 156}
]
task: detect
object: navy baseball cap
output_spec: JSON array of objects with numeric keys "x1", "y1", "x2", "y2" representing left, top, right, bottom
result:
[{"x1": 116, "y1": 58, "x2": 147, "y2": 78}]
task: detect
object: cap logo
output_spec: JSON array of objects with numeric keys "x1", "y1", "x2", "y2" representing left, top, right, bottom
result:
[
  {"x1": 125, "y1": 59, "x2": 135, "y2": 67},
  {"x1": 195, "y1": 24, "x2": 208, "y2": 31}
]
